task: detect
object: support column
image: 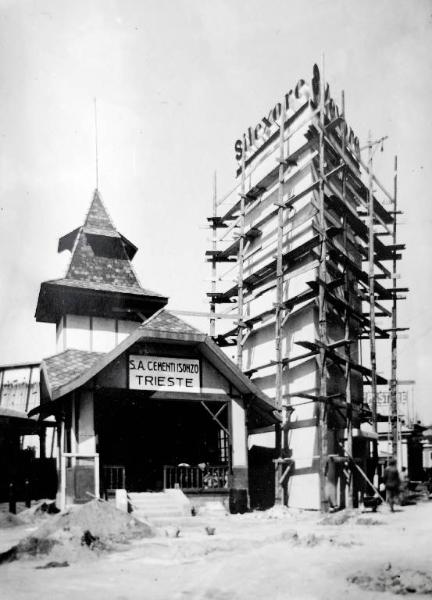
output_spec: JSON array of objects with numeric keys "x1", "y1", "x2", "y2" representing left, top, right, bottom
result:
[
  {"x1": 59, "y1": 418, "x2": 66, "y2": 511},
  {"x1": 275, "y1": 96, "x2": 286, "y2": 412},
  {"x1": 230, "y1": 397, "x2": 248, "y2": 490},
  {"x1": 341, "y1": 90, "x2": 354, "y2": 509},
  {"x1": 39, "y1": 426, "x2": 46, "y2": 459},
  {"x1": 210, "y1": 172, "x2": 217, "y2": 338},
  {"x1": 390, "y1": 156, "x2": 398, "y2": 462},
  {"x1": 367, "y1": 133, "x2": 379, "y2": 481},
  {"x1": 76, "y1": 391, "x2": 96, "y2": 455},
  {"x1": 318, "y1": 56, "x2": 329, "y2": 512}
]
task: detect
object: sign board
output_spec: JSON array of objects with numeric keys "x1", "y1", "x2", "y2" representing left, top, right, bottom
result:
[
  {"x1": 364, "y1": 383, "x2": 416, "y2": 426},
  {"x1": 234, "y1": 64, "x2": 360, "y2": 167},
  {"x1": 129, "y1": 355, "x2": 200, "y2": 393}
]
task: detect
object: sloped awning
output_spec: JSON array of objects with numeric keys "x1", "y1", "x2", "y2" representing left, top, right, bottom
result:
[{"x1": 0, "y1": 407, "x2": 41, "y2": 434}]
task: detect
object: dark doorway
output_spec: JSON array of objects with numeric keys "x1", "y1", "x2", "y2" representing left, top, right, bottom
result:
[
  {"x1": 249, "y1": 445, "x2": 276, "y2": 510},
  {"x1": 95, "y1": 392, "x2": 227, "y2": 492}
]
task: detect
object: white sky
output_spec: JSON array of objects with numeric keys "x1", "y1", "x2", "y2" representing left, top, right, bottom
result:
[{"x1": 0, "y1": 0, "x2": 431, "y2": 418}]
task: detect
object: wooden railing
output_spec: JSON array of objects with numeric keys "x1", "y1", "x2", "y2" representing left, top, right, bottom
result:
[
  {"x1": 163, "y1": 465, "x2": 229, "y2": 491},
  {"x1": 102, "y1": 465, "x2": 126, "y2": 492}
]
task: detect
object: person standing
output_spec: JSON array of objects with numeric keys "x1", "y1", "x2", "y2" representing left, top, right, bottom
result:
[{"x1": 383, "y1": 458, "x2": 401, "y2": 512}]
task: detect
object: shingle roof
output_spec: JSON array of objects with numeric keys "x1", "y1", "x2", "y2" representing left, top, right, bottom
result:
[
  {"x1": 140, "y1": 310, "x2": 200, "y2": 334},
  {"x1": 41, "y1": 311, "x2": 198, "y2": 394},
  {"x1": 44, "y1": 277, "x2": 165, "y2": 298},
  {"x1": 43, "y1": 349, "x2": 104, "y2": 393},
  {"x1": 36, "y1": 189, "x2": 168, "y2": 322},
  {"x1": 83, "y1": 190, "x2": 118, "y2": 235},
  {"x1": 62, "y1": 190, "x2": 146, "y2": 292}
]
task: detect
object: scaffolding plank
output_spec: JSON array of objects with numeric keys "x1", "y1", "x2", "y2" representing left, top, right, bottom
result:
[
  {"x1": 295, "y1": 340, "x2": 388, "y2": 384},
  {"x1": 222, "y1": 139, "x2": 312, "y2": 224},
  {"x1": 207, "y1": 216, "x2": 228, "y2": 228},
  {"x1": 326, "y1": 242, "x2": 390, "y2": 301},
  {"x1": 205, "y1": 249, "x2": 237, "y2": 262},
  {"x1": 317, "y1": 122, "x2": 394, "y2": 226},
  {"x1": 214, "y1": 235, "x2": 323, "y2": 302},
  {"x1": 325, "y1": 176, "x2": 395, "y2": 267}
]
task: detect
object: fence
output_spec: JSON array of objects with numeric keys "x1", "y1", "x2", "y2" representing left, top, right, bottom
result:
[
  {"x1": 102, "y1": 465, "x2": 126, "y2": 493},
  {"x1": 163, "y1": 465, "x2": 229, "y2": 491}
]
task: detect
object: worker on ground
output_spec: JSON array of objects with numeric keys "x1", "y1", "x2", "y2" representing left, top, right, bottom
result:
[{"x1": 383, "y1": 458, "x2": 401, "y2": 512}]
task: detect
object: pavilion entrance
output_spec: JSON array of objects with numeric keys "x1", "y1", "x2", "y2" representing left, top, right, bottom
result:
[{"x1": 94, "y1": 391, "x2": 230, "y2": 495}]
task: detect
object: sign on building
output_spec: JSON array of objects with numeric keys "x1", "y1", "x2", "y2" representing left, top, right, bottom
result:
[
  {"x1": 364, "y1": 381, "x2": 416, "y2": 426},
  {"x1": 129, "y1": 355, "x2": 200, "y2": 393}
]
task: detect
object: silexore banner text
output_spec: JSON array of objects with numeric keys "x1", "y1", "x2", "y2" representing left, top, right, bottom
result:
[{"x1": 129, "y1": 355, "x2": 200, "y2": 393}]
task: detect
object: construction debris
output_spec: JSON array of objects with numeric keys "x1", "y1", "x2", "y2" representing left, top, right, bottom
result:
[
  {"x1": 348, "y1": 565, "x2": 432, "y2": 595},
  {"x1": 0, "y1": 512, "x2": 25, "y2": 528},
  {"x1": 18, "y1": 500, "x2": 59, "y2": 524},
  {"x1": 0, "y1": 499, "x2": 154, "y2": 565}
]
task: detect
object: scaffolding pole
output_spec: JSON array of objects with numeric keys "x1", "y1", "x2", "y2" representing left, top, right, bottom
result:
[
  {"x1": 275, "y1": 98, "x2": 286, "y2": 412},
  {"x1": 367, "y1": 131, "x2": 378, "y2": 438},
  {"x1": 275, "y1": 97, "x2": 287, "y2": 505},
  {"x1": 237, "y1": 156, "x2": 246, "y2": 370},
  {"x1": 341, "y1": 90, "x2": 354, "y2": 508},
  {"x1": 210, "y1": 172, "x2": 217, "y2": 338},
  {"x1": 318, "y1": 56, "x2": 329, "y2": 512},
  {"x1": 390, "y1": 155, "x2": 398, "y2": 461}
]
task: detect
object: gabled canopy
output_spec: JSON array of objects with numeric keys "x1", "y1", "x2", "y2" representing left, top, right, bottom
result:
[{"x1": 32, "y1": 310, "x2": 278, "y2": 428}]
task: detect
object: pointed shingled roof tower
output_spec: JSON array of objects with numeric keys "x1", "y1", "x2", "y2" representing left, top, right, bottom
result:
[{"x1": 35, "y1": 189, "x2": 168, "y2": 323}]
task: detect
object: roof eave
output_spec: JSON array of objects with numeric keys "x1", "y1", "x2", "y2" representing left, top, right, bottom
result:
[{"x1": 35, "y1": 280, "x2": 168, "y2": 323}]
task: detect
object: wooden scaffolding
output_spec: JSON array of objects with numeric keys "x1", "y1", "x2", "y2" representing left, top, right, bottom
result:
[{"x1": 205, "y1": 62, "x2": 407, "y2": 510}]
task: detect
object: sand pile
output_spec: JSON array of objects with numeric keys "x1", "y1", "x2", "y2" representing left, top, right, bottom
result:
[
  {"x1": 0, "y1": 499, "x2": 155, "y2": 566},
  {"x1": 348, "y1": 565, "x2": 432, "y2": 595},
  {"x1": 0, "y1": 512, "x2": 25, "y2": 528},
  {"x1": 18, "y1": 500, "x2": 59, "y2": 524}
]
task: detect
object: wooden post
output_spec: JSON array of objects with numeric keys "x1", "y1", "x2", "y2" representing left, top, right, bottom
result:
[
  {"x1": 94, "y1": 453, "x2": 100, "y2": 499},
  {"x1": 24, "y1": 367, "x2": 33, "y2": 413},
  {"x1": 237, "y1": 155, "x2": 246, "y2": 370},
  {"x1": 390, "y1": 156, "x2": 398, "y2": 461},
  {"x1": 275, "y1": 96, "x2": 286, "y2": 414},
  {"x1": 60, "y1": 418, "x2": 66, "y2": 511},
  {"x1": 39, "y1": 426, "x2": 46, "y2": 460},
  {"x1": 8, "y1": 483, "x2": 16, "y2": 514},
  {"x1": 24, "y1": 479, "x2": 31, "y2": 508},
  {"x1": 318, "y1": 56, "x2": 329, "y2": 512},
  {"x1": 367, "y1": 133, "x2": 378, "y2": 437},
  {"x1": 210, "y1": 171, "x2": 217, "y2": 338},
  {"x1": 71, "y1": 393, "x2": 77, "y2": 468},
  {"x1": 367, "y1": 133, "x2": 379, "y2": 487},
  {"x1": 341, "y1": 91, "x2": 354, "y2": 509}
]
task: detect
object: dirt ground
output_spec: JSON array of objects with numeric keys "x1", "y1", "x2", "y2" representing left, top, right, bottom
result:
[{"x1": 2, "y1": 500, "x2": 432, "y2": 600}]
